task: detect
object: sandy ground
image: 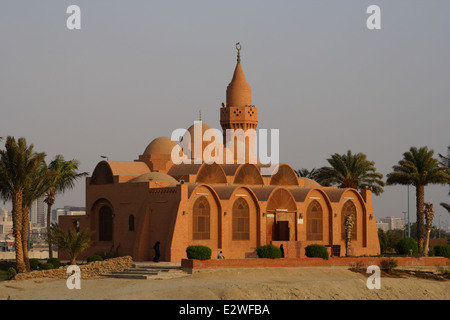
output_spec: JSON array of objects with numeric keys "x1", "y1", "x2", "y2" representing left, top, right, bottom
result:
[{"x1": 0, "y1": 266, "x2": 448, "y2": 300}]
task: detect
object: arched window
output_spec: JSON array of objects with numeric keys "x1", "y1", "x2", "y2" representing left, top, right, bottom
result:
[
  {"x1": 193, "y1": 196, "x2": 210, "y2": 240},
  {"x1": 99, "y1": 205, "x2": 113, "y2": 241},
  {"x1": 129, "y1": 214, "x2": 135, "y2": 232},
  {"x1": 341, "y1": 201, "x2": 357, "y2": 240},
  {"x1": 307, "y1": 200, "x2": 323, "y2": 241},
  {"x1": 232, "y1": 197, "x2": 250, "y2": 240}
]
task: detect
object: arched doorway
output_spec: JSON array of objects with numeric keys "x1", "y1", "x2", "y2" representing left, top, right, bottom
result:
[
  {"x1": 99, "y1": 205, "x2": 113, "y2": 241},
  {"x1": 266, "y1": 188, "x2": 297, "y2": 242}
]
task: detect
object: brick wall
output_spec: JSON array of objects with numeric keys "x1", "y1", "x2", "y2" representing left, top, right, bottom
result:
[{"x1": 181, "y1": 257, "x2": 449, "y2": 271}]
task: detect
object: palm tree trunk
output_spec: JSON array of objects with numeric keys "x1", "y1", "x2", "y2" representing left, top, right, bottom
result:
[
  {"x1": 47, "y1": 202, "x2": 53, "y2": 259},
  {"x1": 416, "y1": 185, "x2": 425, "y2": 253},
  {"x1": 424, "y1": 229, "x2": 431, "y2": 257},
  {"x1": 12, "y1": 193, "x2": 26, "y2": 273},
  {"x1": 22, "y1": 205, "x2": 31, "y2": 272}
]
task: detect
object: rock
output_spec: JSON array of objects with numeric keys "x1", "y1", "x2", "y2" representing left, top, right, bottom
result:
[{"x1": 13, "y1": 256, "x2": 133, "y2": 281}]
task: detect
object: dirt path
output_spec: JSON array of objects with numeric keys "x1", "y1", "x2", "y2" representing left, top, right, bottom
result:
[{"x1": 0, "y1": 267, "x2": 448, "y2": 300}]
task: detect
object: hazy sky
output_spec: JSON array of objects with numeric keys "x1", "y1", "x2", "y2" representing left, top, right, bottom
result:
[{"x1": 1, "y1": 1, "x2": 449, "y2": 228}]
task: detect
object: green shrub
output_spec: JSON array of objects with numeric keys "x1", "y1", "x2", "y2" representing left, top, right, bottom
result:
[
  {"x1": 186, "y1": 245, "x2": 212, "y2": 260},
  {"x1": 29, "y1": 259, "x2": 41, "y2": 271},
  {"x1": 7, "y1": 267, "x2": 16, "y2": 280},
  {"x1": 47, "y1": 258, "x2": 61, "y2": 269},
  {"x1": 305, "y1": 244, "x2": 329, "y2": 260},
  {"x1": 396, "y1": 237, "x2": 418, "y2": 255},
  {"x1": 40, "y1": 263, "x2": 54, "y2": 270},
  {"x1": 87, "y1": 254, "x2": 104, "y2": 263},
  {"x1": 380, "y1": 258, "x2": 398, "y2": 274},
  {"x1": 94, "y1": 251, "x2": 117, "y2": 260},
  {"x1": 433, "y1": 244, "x2": 450, "y2": 258},
  {"x1": 256, "y1": 245, "x2": 282, "y2": 259}
]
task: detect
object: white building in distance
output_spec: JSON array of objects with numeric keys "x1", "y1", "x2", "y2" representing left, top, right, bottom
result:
[{"x1": 378, "y1": 216, "x2": 404, "y2": 231}]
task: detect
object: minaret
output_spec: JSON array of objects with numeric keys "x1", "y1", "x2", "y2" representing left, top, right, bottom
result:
[{"x1": 220, "y1": 43, "x2": 258, "y2": 152}]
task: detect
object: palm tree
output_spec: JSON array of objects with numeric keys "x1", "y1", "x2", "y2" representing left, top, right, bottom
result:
[
  {"x1": 21, "y1": 163, "x2": 52, "y2": 271},
  {"x1": 51, "y1": 227, "x2": 93, "y2": 265},
  {"x1": 441, "y1": 203, "x2": 450, "y2": 214},
  {"x1": 314, "y1": 150, "x2": 385, "y2": 195},
  {"x1": 439, "y1": 146, "x2": 450, "y2": 213},
  {"x1": 386, "y1": 146, "x2": 450, "y2": 254},
  {"x1": 295, "y1": 168, "x2": 319, "y2": 180},
  {"x1": 0, "y1": 137, "x2": 46, "y2": 273},
  {"x1": 44, "y1": 155, "x2": 88, "y2": 258}
]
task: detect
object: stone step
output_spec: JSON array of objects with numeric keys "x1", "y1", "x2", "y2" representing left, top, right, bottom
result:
[
  {"x1": 113, "y1": 270, "x2": 159, "y2": 275},
  {"x1": 101, "y1": 273, "x2": 150, "y2": 280},
  {"x1": 132, "y1": 264, "x2": 182, "y2": 270},
  {"x1": 101, "y1": 264, "x2": 188, "y2": 280}
]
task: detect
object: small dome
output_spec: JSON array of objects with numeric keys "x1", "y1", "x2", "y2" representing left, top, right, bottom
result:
[
  {"x1": 143, "y1": 137, "x2": 178, "y2": 156},
  {"x1": 301, "y1": 178, "x2": 321, "y2": 187},
  {"x1": 181, "y1": 122, "x2": 220, "y2": 160},
  {"x1": 186, "y1": 122, "x2": 213, "y2": 137},
  {"x1": 131, "y1": 172, "x2": 178, "y2": 183}
]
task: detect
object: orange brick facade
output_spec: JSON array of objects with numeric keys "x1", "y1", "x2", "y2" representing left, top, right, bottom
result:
[
  {"x1": 181, "y1": 257, "x2": 450, "y2": 271},
  {"x1": 59, "y1": 46, "x2": 381, "y2": 262}
]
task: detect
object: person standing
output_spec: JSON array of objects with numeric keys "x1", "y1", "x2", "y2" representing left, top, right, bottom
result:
[
  {"x1": 280, "y1": 244, "x2": 285, "y2": 258},
  {"x1": 153, "y1": 241, "x2": 160, "y2": 262}
]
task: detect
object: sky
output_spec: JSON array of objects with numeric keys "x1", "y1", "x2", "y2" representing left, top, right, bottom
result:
[{"x1": 0, "y1": 1, "x2": 449, "y2": 228}]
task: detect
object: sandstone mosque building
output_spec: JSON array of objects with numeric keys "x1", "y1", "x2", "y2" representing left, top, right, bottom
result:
[{"x1": 59, "y1": 45, "x2": 380, "y2": 262}]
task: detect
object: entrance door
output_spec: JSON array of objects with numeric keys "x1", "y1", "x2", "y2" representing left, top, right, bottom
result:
[{"x1": 274, "y1": 221, "x2": 289, "y2": 241}]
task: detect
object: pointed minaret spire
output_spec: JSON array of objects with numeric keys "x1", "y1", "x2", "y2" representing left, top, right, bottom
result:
[
  {"x1": 220, "y1": 43, "x2": 258, "y2": 147},
  {"x1": 226, "y1": 43, "x2": 252, "y2": 108}
]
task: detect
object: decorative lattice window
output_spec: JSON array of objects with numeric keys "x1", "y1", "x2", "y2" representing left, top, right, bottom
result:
[
  {"x1": 232, "y1": 197, "x2": 250, "y2": 240},
  {"x1": 99, "y1": 205, "x2": 113, "y2": 241},
  {"x1": 341, "y1": 201, "x2": 357, "y2": 240},
  {"x1": 307, "y1": 200, "x2": 323, "y2": 241},
  {"x1": 193, "y1": 196, "x2": 210, "y2": 240}
]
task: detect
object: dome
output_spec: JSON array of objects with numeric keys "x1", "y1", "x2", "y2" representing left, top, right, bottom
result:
[
  {"x1": 131, "y1": 172, "x2": 178, "y2": 183},
  {"x1": 301, "y1": 178, "x2": 321, "y2": 188},
  {"x1": 186, "y1": 122, "x2": 213, "y2": 138},
  {"x1": 181, "y1": 122, "x2": 221, "y2": 161},
  {"x1": 143, "y1": 137, "x2": 178, "y2": 156}
]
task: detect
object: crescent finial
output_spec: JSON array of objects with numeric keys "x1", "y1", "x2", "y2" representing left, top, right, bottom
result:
[{"x1": 236, "y1": 42, "x2": 242, "y2": 63}]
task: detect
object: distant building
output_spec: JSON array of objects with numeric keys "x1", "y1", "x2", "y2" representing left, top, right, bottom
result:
[
  {"x1": 376, "y1": 221, "x2": 389, "y2": 232},
  {"x1": 379, "y1": 216, "x2": 404, "y2": 231},
  {"x1": 52, "y1": 206, "x2": 86, "y2": 225},
  {"x1": 0, "y1": 207, "x2": 13, "y2": 235},
  {"x1": 30, "y1": 197, "x2": 46, "y2": 227},
  {"x1": 0, "y1": 207, "x2": 14, "y2": 251},
  {"x1": 29, "y1": 226, "x2": 48, "y2": 248}
]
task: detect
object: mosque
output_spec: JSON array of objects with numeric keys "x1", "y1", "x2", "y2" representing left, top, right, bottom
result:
[{"x1": 59, "y1": 45, "x2": 380, "y2": 262}]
